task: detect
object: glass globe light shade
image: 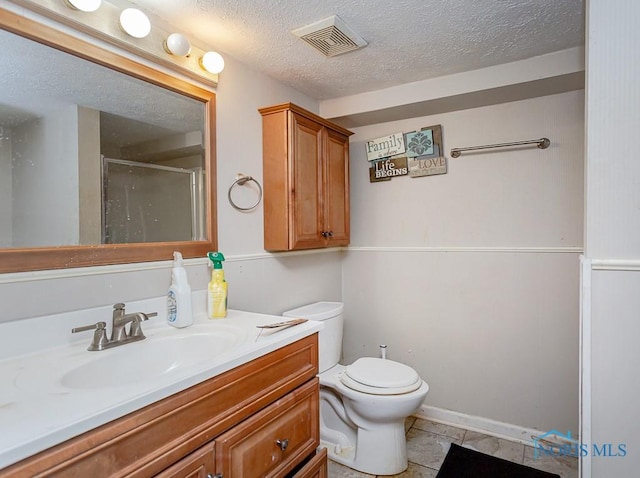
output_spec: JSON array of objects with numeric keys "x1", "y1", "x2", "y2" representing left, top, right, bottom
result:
[
  {"x1": 200, "y1": 51, "x2": 225, "y2": 74},
  {"x1": 65, "y1": 0, "x2": 101, "y2": 12},
  {"x1": 164, "y1": 33, "x2": 192, "y2": 57},
  {"x1": 119, "y1": 8, "x2": 151, "y2": 39}
]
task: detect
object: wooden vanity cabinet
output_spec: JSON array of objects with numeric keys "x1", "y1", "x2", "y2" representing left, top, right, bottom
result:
[
  {"x1": 155, "y1": 442, "x2": 215, "y2": 478},
  {"x1": 259, "y1": 103, "x2": 353, "y2": 251},
  {"x1": 0, "y1": 334, "x2": 325, "y2": 478}
]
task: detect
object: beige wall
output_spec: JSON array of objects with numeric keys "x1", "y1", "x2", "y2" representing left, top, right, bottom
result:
[{"x1": 342, "y1": 91, "x2": 584, "y2": 433}]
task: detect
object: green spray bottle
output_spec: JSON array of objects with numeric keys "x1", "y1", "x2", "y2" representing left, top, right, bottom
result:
[{"x1": 207, "y1": 252, "x2": 227, "y2": 318}]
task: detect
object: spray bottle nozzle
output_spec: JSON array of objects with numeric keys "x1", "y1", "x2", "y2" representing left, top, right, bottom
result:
[
  {"x1": 173, "y1": 251, "x2": 184, "y2": 266},
  {"x1": 207, "y1": 251, "x2": 226, "y2": 269}
]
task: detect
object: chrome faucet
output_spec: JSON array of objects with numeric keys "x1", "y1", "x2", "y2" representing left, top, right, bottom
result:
[{"x1": 72, "y1": 303, "x2": 157, "y2": 351}]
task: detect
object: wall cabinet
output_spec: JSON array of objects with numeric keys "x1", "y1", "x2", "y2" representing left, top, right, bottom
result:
[
  {"x1": 259, "y1": 103, "x2": 353, "y2": 251},
  {"x1": 0, "y1": 335, "x2": 324, "y2": 478}
]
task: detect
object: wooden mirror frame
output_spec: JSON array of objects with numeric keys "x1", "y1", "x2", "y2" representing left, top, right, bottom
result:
[{"x1": 0, "y1": 8, "x2": 217, "y2": 273}]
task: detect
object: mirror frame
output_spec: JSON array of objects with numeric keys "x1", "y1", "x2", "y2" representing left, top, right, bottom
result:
[{"x1": 0, "y1": 8, "x2": 217, "y2": 273}]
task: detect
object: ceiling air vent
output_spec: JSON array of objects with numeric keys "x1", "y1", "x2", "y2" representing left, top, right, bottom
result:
[{"x1": 292, "y1": 15, "x2": 367, "y2": 57}]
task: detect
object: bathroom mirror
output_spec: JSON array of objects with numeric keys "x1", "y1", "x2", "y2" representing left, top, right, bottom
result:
[{"x1": 0, "y1": 9, "x2": 217, "y2": 273}]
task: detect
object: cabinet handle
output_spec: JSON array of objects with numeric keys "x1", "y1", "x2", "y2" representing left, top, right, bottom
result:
[
  {"x1": 276, "y1": 438, "x2": 289, "y2": 451},
  {"x1": 207, "y1": 474, "x2": 223, "y2": 478},
  {"x1": 321, "y1": 231, "x2": 333, "y2": 238}
]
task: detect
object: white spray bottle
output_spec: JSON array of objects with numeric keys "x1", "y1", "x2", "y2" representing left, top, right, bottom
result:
[{"x1": 167, "y1": 251, "x2": 193, "y2": 328}]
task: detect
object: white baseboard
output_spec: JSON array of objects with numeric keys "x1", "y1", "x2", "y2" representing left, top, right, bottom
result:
[{"x1": 414, "y1": 404, "x2": 574, "y2": 447}]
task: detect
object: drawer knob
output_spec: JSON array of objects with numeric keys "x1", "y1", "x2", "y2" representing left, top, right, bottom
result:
[{"x1": 276, "y1": 438, "x2": 289, "y2": 451}]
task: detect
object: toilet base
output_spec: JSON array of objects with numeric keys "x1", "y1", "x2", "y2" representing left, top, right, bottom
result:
[{"x1": 321, "y1": 420, "x2": 408, "y2": 475}]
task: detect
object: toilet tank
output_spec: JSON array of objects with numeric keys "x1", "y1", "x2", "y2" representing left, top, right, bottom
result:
[{"x1": 282, "y1": 301, "x2": 344, "y2": 373}]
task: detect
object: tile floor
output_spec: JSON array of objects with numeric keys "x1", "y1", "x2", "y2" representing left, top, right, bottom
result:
[{"x1": 327, "y1": 417, "x2": 578, "y2": 478}]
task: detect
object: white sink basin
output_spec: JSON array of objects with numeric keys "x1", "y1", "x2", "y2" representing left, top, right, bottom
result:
[
  {"x1": 15, "y1": 323, "x2": 247, "y2": 392},
  {"x1": 62, "y1": 328, "x2": 243, "y2": 389}
]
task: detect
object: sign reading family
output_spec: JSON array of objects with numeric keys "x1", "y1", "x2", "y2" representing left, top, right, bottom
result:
[{"x1": 365, "y1": 133, "x2": 406, "y2": 161}]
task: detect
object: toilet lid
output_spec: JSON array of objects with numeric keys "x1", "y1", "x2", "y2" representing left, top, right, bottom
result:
[{"x1": 340, "y1": 357, "x2": 422, "y2": 395}]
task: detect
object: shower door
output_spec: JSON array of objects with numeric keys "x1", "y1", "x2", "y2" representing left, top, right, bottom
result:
[{"x1": 102, "y1": 157, "x2": 204, "y2": 244}]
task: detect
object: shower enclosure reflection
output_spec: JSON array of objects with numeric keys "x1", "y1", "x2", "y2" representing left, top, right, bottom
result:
[{"x1": 102, "y1": 158, "x2": 204, "y2": 244}]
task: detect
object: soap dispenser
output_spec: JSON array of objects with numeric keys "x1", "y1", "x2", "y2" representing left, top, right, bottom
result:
[
  {"x1": 207, "y1": 251, "x2": 228, "y2": 318},
  {"x1": 167, "y1": 251, "x2": 193, "y2": 328}
]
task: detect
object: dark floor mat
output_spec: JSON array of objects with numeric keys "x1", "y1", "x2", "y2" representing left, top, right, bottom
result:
[{"x1": 436, "y1": 443, "x2": 560, "y2": 478}]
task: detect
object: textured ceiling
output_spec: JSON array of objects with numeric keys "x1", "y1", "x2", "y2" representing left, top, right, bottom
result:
[
  {"x1": 130, "y1": 0, "x2": 585, "y2": 100},
  {"x1": 0, "y1": 29, "x2": 202, "y2": 143}
]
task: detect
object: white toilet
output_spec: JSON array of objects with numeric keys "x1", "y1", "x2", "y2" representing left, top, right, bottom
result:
[{"x1": 283, "y1": 302, "x2": 429, "y2": 476}]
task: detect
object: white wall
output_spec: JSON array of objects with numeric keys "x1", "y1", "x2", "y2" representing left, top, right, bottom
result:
[
  {"x1": 582, "y1": 0, "x2": 640, "y2": 476},
  {"x1": 342, "y1": 91, "x2": 584, "y2": 434},
  {"x1": 214, "y1": 54, "x2": 316, "y2": 256}
]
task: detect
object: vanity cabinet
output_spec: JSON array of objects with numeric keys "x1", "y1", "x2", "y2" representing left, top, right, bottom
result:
[
  {"x1": 155, "y1": 442, "x2": 215, "y2": 478},
  {"x1": 259, "y1": 103, "x2": 353, "y2": 251},
  {"x1": 0, "y1": 334, "x2": 324, "y2": 478}
]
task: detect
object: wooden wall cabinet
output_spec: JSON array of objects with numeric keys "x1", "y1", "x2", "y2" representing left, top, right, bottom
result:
[
  {"x1": 259, "y1": 103, "x2": 353, "y2": 251},
  {"x1": 1, "y1": 335, "x2": 325, "y2": 478}
]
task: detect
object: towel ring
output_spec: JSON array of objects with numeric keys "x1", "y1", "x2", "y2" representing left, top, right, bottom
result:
[{"x1": 228, "y1": 174, "x2": 262, "y2": 211}]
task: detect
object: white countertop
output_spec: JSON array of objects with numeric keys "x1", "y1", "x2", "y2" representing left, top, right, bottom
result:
[{"x1": 0, "y1": 301, "x2": 321, "y2": 469}]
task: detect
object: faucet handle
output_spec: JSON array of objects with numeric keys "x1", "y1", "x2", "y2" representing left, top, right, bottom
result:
[
  {"x1": 72, "y1": 321, "x2": 106, "y2": 333},
  {"x1": 72, "y1": 321, "x2": 109, "y2": 351}
]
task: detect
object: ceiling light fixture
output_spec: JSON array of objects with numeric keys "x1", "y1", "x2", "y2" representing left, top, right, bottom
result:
[
  {"x1": 65, "y1": 0, "x2": 102, "y2": 12},
  {"x1": 119, "y1": 8, "x2": 151, "y2": 39},
  {"x1": 164, "y1": 33, "x2": 191, "y2": 57},
  {"x1": 200, "y1": 51, "x2": 225, "y2": 74}
]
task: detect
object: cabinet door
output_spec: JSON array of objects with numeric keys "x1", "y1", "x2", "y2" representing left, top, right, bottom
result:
[
  {"x1": 214, "y1": 379, "x2": 319, "y2": 478},
  {"x1": 323, "y1": 129, "x2": 350, "y2": 246},
  {"x1": 290, "y1": 112, "x2": 325, "y2": 249},
  {"x1": 155, "y1": 442, "x2": 215, "y2": 478}
]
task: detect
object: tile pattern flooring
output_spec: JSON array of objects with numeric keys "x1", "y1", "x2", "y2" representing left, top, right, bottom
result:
[{"x1": 327, "y1": 417, "x2": 578, "y2": 478}]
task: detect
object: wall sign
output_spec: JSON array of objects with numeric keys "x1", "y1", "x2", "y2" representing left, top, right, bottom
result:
[
  {"x1": 405, "y1": 130, "x2": 434, "y2": 157},
  {"x1": 365, "y1": 124, "x2": 446, "y2": 182},
  {"x1": 407, "y1": 125, "x2": 446, "y2": 177},
  {"x1": 369, "y1": 156, "x2": 408, "y2": 182},
  {"x1": 365, "y1": 133, "x2": 406, "y2": 161}
]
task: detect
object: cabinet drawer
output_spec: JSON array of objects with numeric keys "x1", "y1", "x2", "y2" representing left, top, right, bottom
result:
[
  {"x1": 215, "y1": 379, "x2": 319, "y2": 478},
  {"x1": 291, "y1": 448, "x2": 327, "y2": 478},
  {"x1": 154, "y1": 442, "x2": 215, "y2": 478}
]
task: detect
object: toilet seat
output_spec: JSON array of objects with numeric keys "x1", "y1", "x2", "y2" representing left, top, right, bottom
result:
[{"x1": 339, "y1": 357, "x2": 422, "y2": 395}]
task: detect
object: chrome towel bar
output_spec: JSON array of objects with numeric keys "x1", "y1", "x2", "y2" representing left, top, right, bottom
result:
[{"x1": 450, "y1": 137, "x2": 550, "y2": 158}]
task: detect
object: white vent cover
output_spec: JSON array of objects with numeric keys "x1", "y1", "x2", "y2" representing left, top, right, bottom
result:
[{"x1": 292, "y1": 15, "x2": 367, "y2": 57}]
